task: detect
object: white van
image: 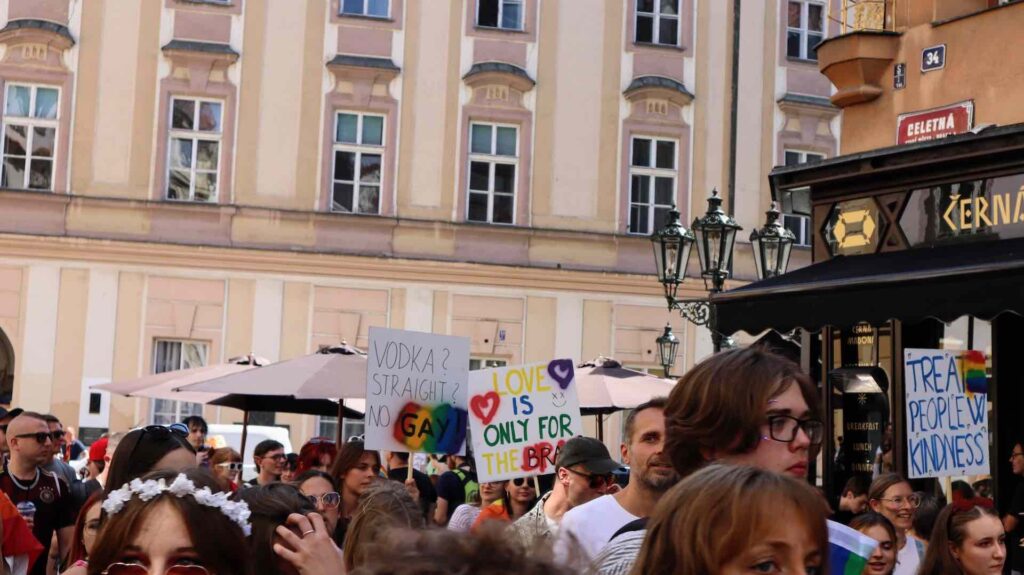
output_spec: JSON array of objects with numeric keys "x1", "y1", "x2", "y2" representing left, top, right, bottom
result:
[{"x1": 206, "y1": 424, "x2": 293, "y2": 482}]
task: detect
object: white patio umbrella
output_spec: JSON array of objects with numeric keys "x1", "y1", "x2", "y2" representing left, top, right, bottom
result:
[
  {"x1": 574, "y1": 357, "x2": 677, "y2": 440},
  {"x1": 92, "y1": 356, "x2": 269, "y2": 404}
]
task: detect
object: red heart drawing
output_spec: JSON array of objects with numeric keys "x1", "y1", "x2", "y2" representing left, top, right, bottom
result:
[{"x1": 470, "y1": 392, "x2": 501, "y2": 425}]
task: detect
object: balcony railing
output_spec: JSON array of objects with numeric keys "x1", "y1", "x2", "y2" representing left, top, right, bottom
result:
[{"x1": 830, "y1": 0, "x2": 896, "y2": 34}]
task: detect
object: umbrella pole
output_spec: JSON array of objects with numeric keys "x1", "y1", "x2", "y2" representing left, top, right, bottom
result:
[
  {"x1": 336, "y1": 400, "x2": 346, "y2": 444},
  {"x1": 240, "y1": 410, "x2": 250, "y2": 459},
  {"x1": 597, "y1": 414, "x2": 604, "y2": 442}
]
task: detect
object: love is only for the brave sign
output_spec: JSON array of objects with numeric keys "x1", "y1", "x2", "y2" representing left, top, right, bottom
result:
[
  {"x1": 904, "y1": 348, "x2": 989, "y2": 479},
  {"x1": 364, "y1": 327, "x2": 470, "y2": 455},
  {"x1": 468, "y1": 359, "x2": 583, "y2": 483}
]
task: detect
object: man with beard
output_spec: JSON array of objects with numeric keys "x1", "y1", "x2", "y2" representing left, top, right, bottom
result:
[{"x1": 557, "y1": 398, "x2": 677, "y2": 562}]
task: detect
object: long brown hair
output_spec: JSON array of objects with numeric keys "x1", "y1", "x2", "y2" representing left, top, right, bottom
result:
[
  {"x1": 919, "y1": 502, "x2": 1000, "y2": 575},
  {"x1": 330, "y1": 441, "x2": 381, "y2": 488},
  {"x1": 631, "y1": 464, "x2": 830, "y2": 575},
  {"x1": 344, "y1": 480, "x2": 424, "y2": 572},
  {"x1": 87, "y1": 469, "x2": 251, "y2": 575},
  {"x1": 664, "y1": 347, "x2": 820, "y2": 477},
  {"x1": 236, "y1": 483, "x2": 316, "y2": 575}
]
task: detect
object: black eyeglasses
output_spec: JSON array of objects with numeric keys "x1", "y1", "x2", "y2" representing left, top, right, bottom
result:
[
  {"x1": 764, "y1": 415, "x2": 825, "y2": 445},
  {"x1": 564, "y1": 467, "x2": 613, "y2": 489},
  {"x1": 14, "y1": 432, "x2": 53, "y2": 444}
]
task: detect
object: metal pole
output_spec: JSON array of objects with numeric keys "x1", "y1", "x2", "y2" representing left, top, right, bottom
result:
[
  {"x1": 727, "y1": 0, "x2": 741, "y2": 216},
  {"x1": 336, "y1": 399, "x2": 346, "y2": 444},
  {"x1": 240, "y1": 409, "x2": 250, "y2": 461}
]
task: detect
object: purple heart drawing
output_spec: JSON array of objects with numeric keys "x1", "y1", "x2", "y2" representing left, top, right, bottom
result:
[{"x1": 547, "y1": 359, "x2": 574, "y2": 390}]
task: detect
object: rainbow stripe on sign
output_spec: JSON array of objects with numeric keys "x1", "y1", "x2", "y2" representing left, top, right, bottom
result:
[
  {"x1": 828, "y1": 520, "x2": 877, "y2": 575},
  {"x1": 392, "y1": 402, "x2": 468, "y2": 454},
  {"x1": 962, "y1": 350, "x2": 988, "y2": 396}
]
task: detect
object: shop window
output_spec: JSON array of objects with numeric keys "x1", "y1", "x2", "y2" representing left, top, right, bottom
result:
[
  {"x1": 151, "y1": 340, "x2": 207, "y2": 426},
  {"x1": 477, "y1": 0, "x2": 523, "y2": 31},
  {"x1": 467, "y1": 122, "x2": 518, "y2": 225},
  {"x1": 332, "y1": 112, "x2": 384, "y2": 214},
  {"x1": 1, "y1": 84, "x2": 59, "y2": 191},
  {"x1": 628, "y1": 136, "x2": 677, "y2": 235},
  {"x1": 787, "y1": 1, "x2": 825, "y2": 61},
  {"x1": 341, "y1": 0, "x2": 389, "y2": 18},
  {"x1": 782, "y1": 150, "x2": 824, "y2": 247},
  {"x1": 635, "y1": 0, "x2": 680, "y2": 46},
  {"x1": 317, "y1": 415, "x2": 364, "y2": 442},
  {"x1": 167, "y1": 97, "x2": 223, "y2": 203}
]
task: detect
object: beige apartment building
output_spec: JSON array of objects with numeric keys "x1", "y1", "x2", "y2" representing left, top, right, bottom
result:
[{"x1": 0, "y1": 0, "x2": 840, "y2": 450}]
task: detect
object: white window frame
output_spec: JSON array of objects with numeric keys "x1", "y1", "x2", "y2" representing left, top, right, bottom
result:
[
  {"x1": 1, "y1": 83, "x2": 60, "y2": 192},
  {"x1": 340, "y1": 0, "x2": 390, "y2": 18},
  {"x1": 787, "y1": 1, "x2": 826, "y2": 61},
  {"x1": 476, "y1": 0, "x2": 524, "y2": 31},
  {"x1": 628, "y1": 136, "x2": 678, "y2": 236},
  {"x1": 150, "y1": 339, "x2": 208, "y2": 426},
  {"x1": 332, "y1": 111, "x2": 385, "y2": 215},
  {"x1": 470, "y1": 357, "x2": 508, "y2": 371},
  {"x1": 781, "y1": 150, "x2": 824, "y2": 247},
  {"x1": 635, "y1": 0, "x2": 681, "y2": 46},
  {"x1": 467, "y1": 122, "x2": 518, "y2": 225},
  {"x1": 166, "y1": 96, "x2": 223, "y2": 203}
]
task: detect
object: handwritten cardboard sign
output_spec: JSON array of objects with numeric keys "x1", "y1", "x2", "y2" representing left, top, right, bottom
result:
[
  {"x1": 364, "y1": 327, "x2": 470, "y2": 455},
  {"x1": 468, "y1": 359, "x2": 583, "y2": 483},
  {"x1": 904, "y1": 348, "x2": 989, "y2": 479}
]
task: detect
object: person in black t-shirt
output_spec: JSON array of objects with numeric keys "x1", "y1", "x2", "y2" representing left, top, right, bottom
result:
[
  {"x1": 384, "y1": 451, "x2": 437, "y2": 520},
  {"x1": 1004, "y1": 441, "x2": 1024, "y2": 575},
  {"x1": 434, "y1": 454, "x2": 477, "y2": 526},
  {"x1": 1, "y1": 413, "x2": 75, "y2": 575}
]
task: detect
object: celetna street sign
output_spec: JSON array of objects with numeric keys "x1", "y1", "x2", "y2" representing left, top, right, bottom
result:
[{"x1": 897, "y1": 100, "x2": 974, "y2": 145}]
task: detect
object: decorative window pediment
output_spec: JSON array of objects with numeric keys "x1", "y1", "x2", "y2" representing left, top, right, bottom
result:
[
  {"x1": 624, "y1": 76, "x2": 693, "y2": 107},
  {"x1": 777, "y1": 93, "x2": 839, "y2": 140},
  {"x1": 162, "y1": 40, "x2": 239, "y2": 89},
  {"x1": 0, "y1": 19, "x2": 75, "y2": 70},
  {"x1": 462, "y1": 62, "x2": 534, "y2": 109},
  {"x1": 326, "y1": 55, "x2": 400, "y2": 107}
]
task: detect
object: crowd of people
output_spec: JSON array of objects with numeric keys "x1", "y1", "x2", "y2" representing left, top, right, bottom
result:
[{"x1": 0, "y1": 347, "x2": 1016, "y2": 574}]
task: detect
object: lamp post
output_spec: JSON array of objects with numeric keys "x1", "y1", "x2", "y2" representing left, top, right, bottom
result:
[{"x1": 651, "y1": 191, "x2": 796, "y2": 356}]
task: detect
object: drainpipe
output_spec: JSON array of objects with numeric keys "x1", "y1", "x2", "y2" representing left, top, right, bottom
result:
[{"x1": 727, "y1": 0, "x2": 741, "y2": 216}]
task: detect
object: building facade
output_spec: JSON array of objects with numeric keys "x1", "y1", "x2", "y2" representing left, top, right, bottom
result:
[{"x1": 0, "y1": 0, "x2": 839, "y2": 450}]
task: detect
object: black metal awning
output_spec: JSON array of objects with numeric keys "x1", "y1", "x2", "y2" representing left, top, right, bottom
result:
[{"x1": 712, "y1": 237, "x2": 1024, "y2": 335}]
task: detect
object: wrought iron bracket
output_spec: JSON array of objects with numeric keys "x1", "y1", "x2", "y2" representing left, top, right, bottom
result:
[{"x1": 669, "y1": 298, "x2": 711, "y2": 327}]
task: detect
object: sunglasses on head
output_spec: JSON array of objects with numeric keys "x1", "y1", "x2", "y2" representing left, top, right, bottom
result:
[
  {"x1": 215, "y1": 462, "x2": 243, "y2": 472},
  {"x1": 102, "y1": 563, "x2": 210, "y2": 575}
]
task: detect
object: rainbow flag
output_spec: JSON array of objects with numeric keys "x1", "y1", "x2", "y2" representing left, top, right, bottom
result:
[
  {"x1": 962, "y1": 350, "x2": 988, "y2": 396},
  {"x1": 828, "y1": 520, "x2": 878, "y2": 575}
]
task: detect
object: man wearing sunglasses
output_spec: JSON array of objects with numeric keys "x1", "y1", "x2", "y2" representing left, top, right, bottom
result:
[
  {"x1": 41, "y1": 415, "x2": 79, "y2": 491},
  {"x1": 0, "y1": 413, "x2": 75, "y2": 575},
  {"x1": 512, "y1": 436, "x2": 621, "y2": 546}
]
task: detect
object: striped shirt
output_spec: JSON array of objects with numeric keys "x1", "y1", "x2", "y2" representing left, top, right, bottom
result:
[{"x1": 593, "y1": 529, "x2": 646, "y2": 575}]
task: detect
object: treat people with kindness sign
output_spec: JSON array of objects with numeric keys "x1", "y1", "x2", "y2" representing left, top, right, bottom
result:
[
  {"x1": 468, "y1": 359, "x2": 583, "y2": 483},
  {"x1": 904, "y1": 348, "x2": 989, "y2": 479},
  {"x1": 364, "y1": 327, "x2": 471, "y2": 455}
]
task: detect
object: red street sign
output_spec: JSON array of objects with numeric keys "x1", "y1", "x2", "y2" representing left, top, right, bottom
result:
[{"x1": 896, "y1": 100, "x2": 974, "y2": 145}]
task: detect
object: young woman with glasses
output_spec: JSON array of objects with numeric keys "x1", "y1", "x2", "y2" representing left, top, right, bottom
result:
[
  {"x1": 919, "y1": 500, "x2": 1005, "y2": 575},
  {"x1": 471, "y1": 478, "x2": 538, "y2": 531},
  {"x1": 59, "y1": 492, "x2": 102, "y2": 575},
  {"x1": 86, "y1": 469, "x2": 251, "y2": 575},
  {"x1": 208, "y1": 448, "x2": 243, "y2": 492},
  {"x1": 294, "y1": 470, "x2": 341, "y2": 544},
  {"x1": 104, "y1": 424, "x2": 196, "y2": 495},
  {"x1": 868, "y1": 473, "x2": 925, "y2": 575},
  {"x1": 328, "y1": 441, "x2": 382, "y2": 545}
]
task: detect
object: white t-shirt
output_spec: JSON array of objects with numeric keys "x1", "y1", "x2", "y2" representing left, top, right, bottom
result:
[
  {"x1": 894, "y1": 536, "x2": 923, "y2": 575},
  {"x1": 558, "y1": 495, "x2": 640, "y2": 561}
]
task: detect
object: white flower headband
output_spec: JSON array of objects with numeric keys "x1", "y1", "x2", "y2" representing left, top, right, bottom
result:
[{"x1": 102, "y1": 474, "x2": 252, "y2": 536}]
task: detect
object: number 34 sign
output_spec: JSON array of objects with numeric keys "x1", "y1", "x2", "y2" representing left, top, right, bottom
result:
[{"x1": 922, "y1": 44, "x2": 946, "y2": 72}]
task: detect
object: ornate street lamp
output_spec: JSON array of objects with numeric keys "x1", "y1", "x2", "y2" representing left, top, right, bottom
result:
[
  {"x1": 750, "y1": 201, "x2": 796, "y2": 280},
  {"x1": 691, "y1": 189, "x2": 742, "y2": 292},
  {"x1": 650, "y1": 207, "x2": 694, "y2": 304},
  {"x1": 656, "y1": 324, "x2": 680, "y2": 378}
]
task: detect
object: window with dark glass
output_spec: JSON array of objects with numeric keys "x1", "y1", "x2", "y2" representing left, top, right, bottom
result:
[
  {"x1": 635, "y1": 0, "x2": 680, "y2": 46},
  {"x1": 341, "y1": 0, "x2": 389, "y2": 18},
  {"x1": 332, "y1": 112, "x2": 384, "y2": 214},
  {"x1": 467, "y1": 123, "x2": 517, "y2": 225},
  {"x1": 787, "y1": 1, "x2": 824, "y2": 61},
  {"x1": 477, "y1": 0, "x2": 523, "y2": 30},
  {"x1": 628, "y1": 137, "x2": 677, "y2": 235},
  {"x1": 781, "y1": 150, "x2": 823, "y2": 246},
  {"x1": 167, "y1": 97, "x2": 223, "y2": 203}
]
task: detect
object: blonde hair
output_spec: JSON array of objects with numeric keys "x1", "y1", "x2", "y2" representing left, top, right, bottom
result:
[{"x1": 631, "y1": 464, "x2": 830, "y2": 575}]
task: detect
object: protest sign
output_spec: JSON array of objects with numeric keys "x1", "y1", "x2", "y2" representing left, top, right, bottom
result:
[
  {"x1": 468, "y1": 359, "x2": 583, "y2": 483},
  {"x1": 365, "y1": 327, "x2": 470, "y2": 455},
  {"x1": 904, "y1": 348, "x2": 989, "y2": 479}
]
